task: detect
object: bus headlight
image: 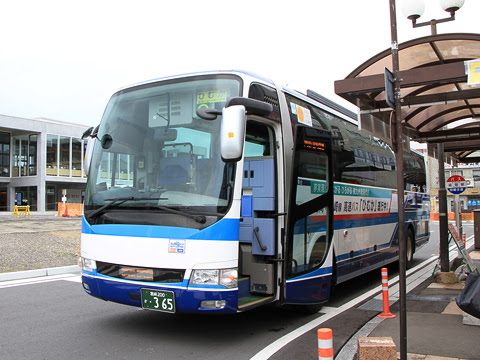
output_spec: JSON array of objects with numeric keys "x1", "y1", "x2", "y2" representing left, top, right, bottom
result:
[
  {"x1": 191, "y1": 268, "x2": 238, "y2": 288},
  {"x1": 191, "y1": 270, "x2": 218, "y2": 286},
  {"x1": 219, "y1": 268, "x2": 238, "y2": 288},
  {"x1": 81, "y1": 257, "x2": 96, "y2": 273}
]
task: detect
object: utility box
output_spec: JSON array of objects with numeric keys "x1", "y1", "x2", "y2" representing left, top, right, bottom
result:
[{"x1": 474, "y1": 210, "x2": 480, "y2": 249}]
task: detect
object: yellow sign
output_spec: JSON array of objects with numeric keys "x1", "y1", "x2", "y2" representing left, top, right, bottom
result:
[
  {"x1": 197, "y1": 89, "x2": 227, "y2": 104},
  {"x1": 466, "y1": 59, "x2": 480, "y2": 85}
]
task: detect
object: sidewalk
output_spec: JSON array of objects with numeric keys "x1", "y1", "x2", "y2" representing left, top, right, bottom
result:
[{"x1": 341, "y1": 249, "x2": 480, "y2": 360}]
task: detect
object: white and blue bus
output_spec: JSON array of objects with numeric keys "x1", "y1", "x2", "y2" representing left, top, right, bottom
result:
[{"x1": 80, "y1": 71, "x2": 430, "y2": 314}]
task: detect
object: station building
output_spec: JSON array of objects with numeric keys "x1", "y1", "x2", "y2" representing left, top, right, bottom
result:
[
  {"x1": 0, "y1": 115, "x2": 89, "y2": 212},
  {"x1": 414, "y1": 143, "x2": 480, "y2": 216}
]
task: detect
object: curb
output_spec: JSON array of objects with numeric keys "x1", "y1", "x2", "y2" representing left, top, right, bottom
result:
[
  {"x1": 337, "y1": 238, "x2": 476, "y2": 360},
  {"x1": 0, "y1": 265, "x2": 81, "y2": 282}
]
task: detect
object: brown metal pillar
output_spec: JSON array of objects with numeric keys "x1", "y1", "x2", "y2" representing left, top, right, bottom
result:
[
  {"x1": 438, "y1": 144, "x2": 450, "y2": 272},
  {"x1": 389, "y1": 1, "x2": 407, "y2": 359}
]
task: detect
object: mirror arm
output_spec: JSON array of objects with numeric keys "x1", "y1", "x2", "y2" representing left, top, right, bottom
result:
[{"x1": 226, "y1": 97, "x2": 273, "y2": 116}]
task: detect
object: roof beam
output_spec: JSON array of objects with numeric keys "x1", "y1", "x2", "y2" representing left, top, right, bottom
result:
[
  {"x1": 458, "y1": 157, "x2": 480, "y2": 163},
  {"x1": 362, "y1": 88, "x2": 480, "y2": 112},
  {"x1": 402, "y1": 88, "x2": 480, "y2": 108},
  {"x1": 444, "y1": 139, "x2": 480, "y2": 151},
  {"x1": 413, "y1": 127, "x2": 480, "y2": 143},
  {"x1": 335, "y1": 62, "x2": 467, "y2": 105}
]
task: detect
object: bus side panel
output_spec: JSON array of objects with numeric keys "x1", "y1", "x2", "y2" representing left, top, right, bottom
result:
[
  {"x1": 284, "y1": 268, "x2": 333, "y2": 304},
  {"x1": 405, "y1": 191, "x2": 431, "y2": 249},
  {"x1": 333, "y1": 185, "x2": 399, "y2": 282},
  {"x1": 284, "y1": 249, "x2": 334, "y2": 305}
]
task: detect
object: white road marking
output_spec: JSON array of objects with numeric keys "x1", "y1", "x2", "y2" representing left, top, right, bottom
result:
[
  {"x1": 249, "y1": 252, "x2": 449, "y2": 360},
  {"x1": 0, "y1": 274, "x2": 80, "y2": 289}
]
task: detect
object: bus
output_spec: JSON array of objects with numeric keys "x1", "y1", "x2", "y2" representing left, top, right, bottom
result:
[{"x1": 80, "y1": 70, "x2": 429, "y2": 314}]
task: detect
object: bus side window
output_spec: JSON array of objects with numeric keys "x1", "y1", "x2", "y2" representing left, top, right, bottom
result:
[{"x1": 244, "y1": 122, "x2": 274, "y2": 158}]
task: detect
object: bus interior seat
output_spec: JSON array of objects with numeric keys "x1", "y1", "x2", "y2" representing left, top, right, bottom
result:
[{"x1": 158, "y1": 157, "x2": 190, "y2": 186}]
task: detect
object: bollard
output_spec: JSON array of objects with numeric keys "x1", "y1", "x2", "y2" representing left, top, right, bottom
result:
[
  {"x1": 463, "y1": 233, "x2": 466, "y2": 249},
  {"x1": 378, "y1": 268, "x2": 396, "y2": 318},
  {"x1": 317, "y1": 328, "x2": 333, "y2": 360}
]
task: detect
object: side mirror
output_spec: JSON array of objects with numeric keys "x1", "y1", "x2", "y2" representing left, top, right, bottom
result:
[
  {"x1": 82, "y1": 125, "x2": 99, "y2": 176},
  {"x1": 84, "y1": 137, "x2": 96, "y2": 176},
  {"x1": 82, "y1": 127, "x2": 94, "y2": 140},
  {"x1": 221, "y1": 105, "x2": 246, "y2": 162}
]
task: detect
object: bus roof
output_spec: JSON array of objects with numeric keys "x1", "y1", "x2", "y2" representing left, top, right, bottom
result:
[{"x1": 114, "y1": 70, "x2": 275, "y2": 93}]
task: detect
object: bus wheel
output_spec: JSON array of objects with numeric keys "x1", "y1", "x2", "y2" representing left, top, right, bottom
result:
[
  {"x1": 301, "y1": 303, "x2": 323, "y2": 314},
  {"x1": 406, "y1": 229, "x2": 414, "y2": 269}
]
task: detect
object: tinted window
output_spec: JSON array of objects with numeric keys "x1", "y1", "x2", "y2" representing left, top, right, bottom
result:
[{"x1": 286, "y1": 94, "x2": 397, "y2": 189}]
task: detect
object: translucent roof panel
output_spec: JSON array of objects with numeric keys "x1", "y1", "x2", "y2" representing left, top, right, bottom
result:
[{"x1": 335, "y1": 33, "x2": 480, "y2": 161}]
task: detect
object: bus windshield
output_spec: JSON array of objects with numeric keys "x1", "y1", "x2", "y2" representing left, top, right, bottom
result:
[{"x1": 84, "y1": 76, "x2": 241, "y2": 227}]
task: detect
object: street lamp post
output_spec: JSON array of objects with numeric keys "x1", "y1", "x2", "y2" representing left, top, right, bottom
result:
[
  {"x1": 403, "y1": 0, "x2": 465, "y2": 34},
  {"x1": 388, "y1": 2, "x2": 407, "y2": 358},
  {"x1": 403, "y1": 0, "x2": 465, "y2": 275},
  {"x1": 390, "y1": 1, "x2": 465, "y2": 360}
]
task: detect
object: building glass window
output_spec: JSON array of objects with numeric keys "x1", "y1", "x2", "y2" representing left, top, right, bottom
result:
[
  {"x1": 99, "y1": 152, "x2": 114, "y2": 186},
  {"x1": 29, "y1": 135, "x2": 37, "y2": 176},
  {"x1": 21, "y1": 136, "x2": 28, "y2": 176},
  {"x1": 46, "y1": 184, "x2": 57, "y2": 211},
  {"x1": 47, "y1": 134, "x2": 58, "y2": 176},
  {"x1": 12, "y1": 137, "x2": 20, "y2": 177},
  {"x1": 474, "y1": 170, "x2": 480, "y2": 187},
  {"x1": 72, "y1": 138, "x2": 82, "y2": 177},
  {"x1": 115, "y1": 153, "x2": 134, "y2": 186},
  {"x1": 0, "y1": 132, "x2": 10, "y2": 177},
  {"x1": 15, "y1": 186, "x2": 37, "y2": 211},
  {"x1": 60, "y1": 136, "x2": 70, "y2": 177},
  {"x1": 12, "y1": 134, "x2": 37, "y2": 177}
]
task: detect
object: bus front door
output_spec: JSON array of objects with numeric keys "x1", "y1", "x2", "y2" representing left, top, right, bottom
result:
[
  {"x1": 283, "y1": 125, "x2": 334, "y2": 306},
  {"x1": 238, "y1": 121, "x2": 278, "y2": 310}
]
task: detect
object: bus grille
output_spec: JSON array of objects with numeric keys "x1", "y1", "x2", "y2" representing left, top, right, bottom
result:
[{"x1": 96, "y1": 262, "x2": 185, "y2": 283}]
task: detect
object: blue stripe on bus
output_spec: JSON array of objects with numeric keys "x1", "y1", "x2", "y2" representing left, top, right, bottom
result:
[
  {"x1": 287, "y1": 265, "x2": 332, "y2": 282},
  {"x1": 82, "y1": 216, "x2": 240, "y2": 241},
  {"x1": 294, "y1": 212, "x2": 400, "y2": 236},
  {"x1": 285, "y1": 272, "x2": 332, "y2": 304}
]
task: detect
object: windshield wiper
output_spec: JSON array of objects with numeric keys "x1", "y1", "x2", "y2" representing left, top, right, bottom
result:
[
  {"x1": 86, "y1": 196, "x2": 167, "y2": 220},
  {"x1": 151, "y1": 205, "x2": 206, "y2": 224},
  {"x1": 86, "y1": 197, "x2": 206, "y2": 224}
]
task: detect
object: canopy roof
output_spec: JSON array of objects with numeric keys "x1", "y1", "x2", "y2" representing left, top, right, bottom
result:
[{"x1": 334, "y1": 33, "x2": 480, "y2": 162}]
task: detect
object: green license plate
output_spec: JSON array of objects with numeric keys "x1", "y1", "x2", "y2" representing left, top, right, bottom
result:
[{"x1": 141, "y1": 289, "x2": 176, "y2": 313}]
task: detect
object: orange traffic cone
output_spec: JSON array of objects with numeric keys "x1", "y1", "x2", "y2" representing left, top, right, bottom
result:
[{"x1": 62, "y1": 203, "x2": 70, "y2": 217}]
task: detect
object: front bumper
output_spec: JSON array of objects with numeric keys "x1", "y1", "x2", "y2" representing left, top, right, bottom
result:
[{"x1": 81, "y1": 271, "x2": 238, "y2": 314}]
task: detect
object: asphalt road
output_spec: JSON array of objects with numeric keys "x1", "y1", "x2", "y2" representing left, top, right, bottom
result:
[{"x1": 0, "y1": 222, "x2": 467, "y2": 360}]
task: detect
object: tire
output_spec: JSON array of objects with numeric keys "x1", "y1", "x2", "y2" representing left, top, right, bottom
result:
[
  {"x1": 301, "y1": 303, "x2": 324, "y2": 314},
  {"x1": 406, "y1": 229, "x2": 415, "y2": 269}
]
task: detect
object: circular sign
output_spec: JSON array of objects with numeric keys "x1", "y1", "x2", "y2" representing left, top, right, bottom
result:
[{"x1": 447, "y1": 175, "x2": 466, "y2": 194}]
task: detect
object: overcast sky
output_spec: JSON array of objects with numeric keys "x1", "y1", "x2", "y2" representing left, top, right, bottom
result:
[{"x1": 1, "y1": 0, "x2": 479, "y2": 127}]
